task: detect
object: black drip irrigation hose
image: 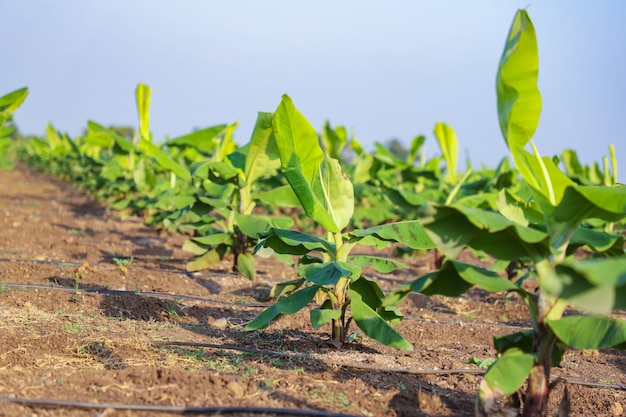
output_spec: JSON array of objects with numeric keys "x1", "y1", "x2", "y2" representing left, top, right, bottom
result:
[
  {"x1": 2, "y1": 281, "x2": 534, "y2": 330},
  {"x1": 0, "y1": 397, "x2": 361, "y2": 417}
]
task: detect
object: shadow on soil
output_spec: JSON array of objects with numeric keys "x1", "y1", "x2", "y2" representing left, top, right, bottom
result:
[{"x1": 95, "y1": 290, "x2": 477, "y2": 416}]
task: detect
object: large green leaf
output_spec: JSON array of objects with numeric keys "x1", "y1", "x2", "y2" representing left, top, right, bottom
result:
[
  {"x1": 348, "y1": 288, "x2": 412, "y2": 350},
  {"x1": 433, "y1": 122, "x2": 458, "y2": 184},
  {"x1": 190, "y1": 160, "x2": 240, "y2": 184},
  {"x1": 542, "y1": 258, "x2": 626, "y2": 314},
  {"x1": 496, "y1": 9, "x2": 541, "y2": 151},
  {"x1": 568, "y1": 227, "x2": 624, "y2": 257},
  {"x1": 186, "y1": 249, "x2": 223, "y2": 272},
  {"x1": 273, "y1": 95, "x2": 353, "y2": 232},
  {"x1": 166, "y1": 124, "x2": 229, "y2": 154},
  {"x1": 244, "y1": 112, "x2": 281, "y2": 184},
  {"x1": 496, "y1": 10, "x2": 578, "y2": 208},
  {"x1": 350, "y1": 220, "x2": 435, "y2": 250},
  {"x1": 310, "y1": 300, "x2": 342, "y2": 329},
  {"x1": 385, "y1": 260, "x2": 519, "y2": 307},
  {"x1": 88, "y1": 121, "x2": 135, "y2": 153},
  {"x1": 347, "y1": 255, "x2": 408, "y2": 274},
  {"x1": 254, "y1": 228, "x2": 335, "y2": 257},
  {"x1": 552, "y1": 185, "x2": 626, "y2": 224},
  {"x1": 496, "y1": 188, "x2": 543, "y2": 226},
  {"x1": 137, "y1": 140, "x2": 191, "y2": 180},
  {"x1": 420, "y1": 204, "x2": 549, "y2": 260},
  {"x1": 298, "y1": 261, "x2": 353, "y2": 286},
  {"x1": 546, "y1": 316, "x2": 626, "y2": 350},
  {"x1": 189, "y1": 233, "x2": 233, "y2": 247},
  {"x1": 494, "y1": 330, "x2": 567, "y2": 367},
  {"x1": 244, "y1": 285, "x2": 319, "y2": 330},
  {"x1": 482, "y1": 350, "x2": 534, "y2": 396},
  {"x1": 235, "y1": 214, "x2": 293, "y2": 239},
  {"x1": 256, "y1": 185, "x2": 301, "y2": 208},
  {"x1": 0, "y1": 87, "x2": 28, "y2": 115}
]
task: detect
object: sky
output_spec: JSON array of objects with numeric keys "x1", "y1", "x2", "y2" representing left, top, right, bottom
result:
[{"x1": 2, "y1": 1, "x2": 625, "y2": 179}]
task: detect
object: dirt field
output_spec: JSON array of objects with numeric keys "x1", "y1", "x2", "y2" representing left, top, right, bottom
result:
[{"x1": 0, "y1": 164, "x2": 624, "y2": 417}]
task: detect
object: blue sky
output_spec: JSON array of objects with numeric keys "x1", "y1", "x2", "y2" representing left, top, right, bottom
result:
[{"x1": 2, "y1": 1, "x2": 625, "y2": 178}]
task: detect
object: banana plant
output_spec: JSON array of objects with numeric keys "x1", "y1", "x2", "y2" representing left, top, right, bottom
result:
[
  {"x1": 85, "y1": 84, "x2": 191, "y2": 219},
  {"x1": 0, "y1": 87, "x2": 28, "y2": 170},
  {"x1": 182, "y1": 112, "x2": 294, "y2": 279},
  {"x1": 387, "y1": 10, "x2": 626, "y2": 416},
  {"x1": 245, "y1": 95, "x2": 435, "y2": 349}
]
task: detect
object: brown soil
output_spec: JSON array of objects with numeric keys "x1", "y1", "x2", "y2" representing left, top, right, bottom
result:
[{"x1": 0, "y1": 164, "x2": 624, "y2": 417}]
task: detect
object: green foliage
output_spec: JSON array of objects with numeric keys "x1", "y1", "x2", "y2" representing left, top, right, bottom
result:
[
  {"x1": 246, "y1": 96, "x2": 434, "y2": 349},
  {"x1": 379, "y1": 9, "x2": 626, "y2": 416},
  {"x1": 0, "y1": 87, "x2": 28, "y2": 170},
  {"x1": 181, "y1": 111, "x2": 292, "y2": 279}
]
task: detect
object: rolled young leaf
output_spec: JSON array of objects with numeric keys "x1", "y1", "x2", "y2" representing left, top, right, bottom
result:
[{"x1": 433, "y1": 122, "x2": 458, "y2": 184}]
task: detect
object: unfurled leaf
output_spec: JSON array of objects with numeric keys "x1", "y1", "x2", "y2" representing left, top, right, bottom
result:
[
  {"x1": 419, "y1": 204, "x2": 549, "y2": 260},
  {"x1": 167, "y1": 124, "x2": 229, "y2": 154},
  {"x1": 348, "y1": 288, "x2": 412, "y2": 350},
  {"x1": 310, "y1": 300, "x2": 342, "y2": 329},
  {"x1": 137, "y1": 140, "x2": 191, "y2": 180},
  {"x1": 256, "y1": 185, "x2": 301, "y2": 207},
  {"x1": 347, "y1": 255, "x2": 408, "y2": 273},
  {"x1": 186, "y1": 249, "x2": 223, "y2": 272},
  {"x1": 350, "y1": 220, "x2": 435, "y2": 250},
  {"x1": 483, "y1": 350, "x2": 534, "y2": 396},
  {"x1": 0, "y1": 87, "x2": 28, "y2": 115},
  {"x1": 244, "y1": 285, "x2": 319, "y2": 330},
  {"x1": 270, "y1": 278, "x2": 305, "y2": 298},
  {"x1": 494, "y1": 330, "x2": 567, "y2": 366},
  {"x1": 384, "y1": 260, "x2": 519, "y2": 307},
  {"x1": 552, "y1": 185, "x2": 626, "y2": 224},
  {"x1": 235, "y1": 214, "x2": 293, "y2": 239},
  {"x1": 273, "y1": 95, "x2": 354, "y2": 232},
  {"x1": 546, "y1": 316, "x2": 626, "y2": 350},
  {"x1": 237, "y1": 252, "x2": 256, "y2": 280},
  {"x1": 542, "y1": 258, "x2": 626, "y2": 314},
  {"x1": 298, "y1": 261, "x2": 353, "y2": 286}
]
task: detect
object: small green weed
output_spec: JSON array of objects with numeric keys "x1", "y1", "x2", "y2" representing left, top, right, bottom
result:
[
  {"x1": 113, "y1": 256, "x2": 133, "y2": 275},
  {"x1": 468, "y1": 356, "x2": 495, "y2": 369},
  {"x1": 61, "y1": 323, "x2": 82, "y2": 334}
]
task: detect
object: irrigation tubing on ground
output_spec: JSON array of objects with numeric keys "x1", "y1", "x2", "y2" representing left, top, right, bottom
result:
[
  {"x1": 148, "y1": 340, "x2": 487, "y2": 376},
  {"x1": 147, "y1": 340, "x2": 626, "y2": 391},
  {"x1": 0, "y1": 397, "x2": 362, "y2": 417},
  {"x1": 0, "y1": 256, "x2": 208, "y2": 277},
  {"x1": 0, "y1": 281, "x2": 537, "y2": 331}
]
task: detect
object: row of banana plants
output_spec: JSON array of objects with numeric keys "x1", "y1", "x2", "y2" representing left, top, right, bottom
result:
[{"x1": 2, "y1": 9, "x2": 625, "y2": 416}]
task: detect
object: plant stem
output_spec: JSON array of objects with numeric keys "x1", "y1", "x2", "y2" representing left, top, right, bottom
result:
[{"x1": 523, "y1": 323, "x2": 556, "y2": 417}]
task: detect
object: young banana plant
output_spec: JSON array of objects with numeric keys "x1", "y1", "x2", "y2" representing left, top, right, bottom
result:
[
  {"x1": 245, "y1": 95, "x2": 435, "y2": 349},
  {"x1": 387, "y1": 10, "x2": 626, "y2": 416}
]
